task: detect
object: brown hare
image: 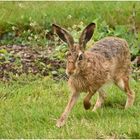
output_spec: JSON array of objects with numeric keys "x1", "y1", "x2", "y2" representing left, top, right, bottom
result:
[{"x1": 52, "y1": 23, "x2": 135, "y2": 128}]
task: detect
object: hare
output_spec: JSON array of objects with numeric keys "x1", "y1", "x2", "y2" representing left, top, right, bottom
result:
[{"x1": 52, "y1": 23, "x2": 135, "y2": 128}]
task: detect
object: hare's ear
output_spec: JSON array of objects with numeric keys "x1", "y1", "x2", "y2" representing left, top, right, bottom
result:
[
  {"x1": 79, "y1": 23, "x2": 96, "y2": 49},
  {"x1": 52, "y1": 24, "x2": 74, "y2": 49}
]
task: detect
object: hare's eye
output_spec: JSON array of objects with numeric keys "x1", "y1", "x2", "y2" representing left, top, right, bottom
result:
[{"x1": 78, "y1": 53, "x2": 83, "y2": 61}]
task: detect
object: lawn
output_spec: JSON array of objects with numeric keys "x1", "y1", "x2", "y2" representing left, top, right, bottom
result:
[
  {"x1": 0, "y1": 1, "x2": 140, "y2": 32},
  {"x1": 0, "y1": 1, "x2": 140, "y2": 139},
  {"x1": 0, "y1": 75, "x2": 140, "y2": 138}
]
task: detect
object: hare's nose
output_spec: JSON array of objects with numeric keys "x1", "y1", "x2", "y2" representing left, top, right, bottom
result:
[{"x1": 68, "y1": 71, "x2": 73, "y2": 75}]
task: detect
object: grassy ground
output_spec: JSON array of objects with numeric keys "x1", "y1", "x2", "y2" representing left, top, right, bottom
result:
[
  {"x1": 0, "y1": 75, "x2": 140, "y2": 139},
  {"x1": 0, "y1": 1, "x2": 139, "y2": 56},
  {"x1": 0, "y1": 1, "x2": 139, "y2": 58},
  {"x1": 0, "y1": 1, "x2": 140, "y2": 33},
  {"x1": 0, "y1": 1, "x2": 140, "y2": 139}
]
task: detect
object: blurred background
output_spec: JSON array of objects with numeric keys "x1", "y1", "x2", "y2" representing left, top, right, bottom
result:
[{"x1": 0, "y1": 1, "x2": 139, "y2": 81}]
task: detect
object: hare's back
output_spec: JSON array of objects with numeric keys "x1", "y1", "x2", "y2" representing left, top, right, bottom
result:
[{"x1": 90, "y1": 37, "x2": 130, "y2": 60}]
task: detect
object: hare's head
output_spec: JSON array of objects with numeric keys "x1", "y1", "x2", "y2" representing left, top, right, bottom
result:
[{"x1": 52, "y1": 23, "x2": 95, "y2": 76}]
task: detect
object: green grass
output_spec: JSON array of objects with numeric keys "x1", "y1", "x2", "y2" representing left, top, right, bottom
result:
[
  {"x1": 0, "y1": 1, "x2": 139, "y2": 58},
  {"x1": 0, "y1": 75, "x2": 140, "y2": 138},
  {"x1": 0, "y1": 1, "x2": 140, "y2": 33},
  {"x1": 0, "y1": 2, "x2": 140, "y2": 138}
]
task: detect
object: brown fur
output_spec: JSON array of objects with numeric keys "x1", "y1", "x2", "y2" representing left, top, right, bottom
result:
[
  {"x1": 68, "y1": 37, "x2": 132, "y2": 109},
  {"x1": 52, "y1": 23, "x2": 135, "y2": 127}
]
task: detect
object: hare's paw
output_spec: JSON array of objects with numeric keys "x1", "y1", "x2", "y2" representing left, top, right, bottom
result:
[
  {"x1": 56, "y1": 116, "x2": 66, "y2": 128},
  {"x1": 84, "y1": 101, "x2": 91, "y2": 110}
]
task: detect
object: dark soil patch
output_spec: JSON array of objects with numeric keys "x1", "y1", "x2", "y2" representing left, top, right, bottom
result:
[{"x1": 0, "y1": 45, "x2": 66, "y2": 81}]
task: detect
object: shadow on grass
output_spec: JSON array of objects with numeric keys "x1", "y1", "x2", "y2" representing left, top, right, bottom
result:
[{"x1": 103, "y1": 100, "x2": 125, "y2": 109}]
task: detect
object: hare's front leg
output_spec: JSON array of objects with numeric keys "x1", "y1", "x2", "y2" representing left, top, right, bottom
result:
[
  {"x1": 83, "y1": 91, "x2": 96, "y2": 110},
  {"x1": 56, "y1": 91, "x2": 80, "y2": 128}
]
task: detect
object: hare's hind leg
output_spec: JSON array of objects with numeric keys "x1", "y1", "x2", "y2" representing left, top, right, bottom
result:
[
  {"x1": 115, "y1": 76, "x2": 135, "y2": 109},
  {"x1": 92, "y1": 89, "x2": 107, "y2": 112}
]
